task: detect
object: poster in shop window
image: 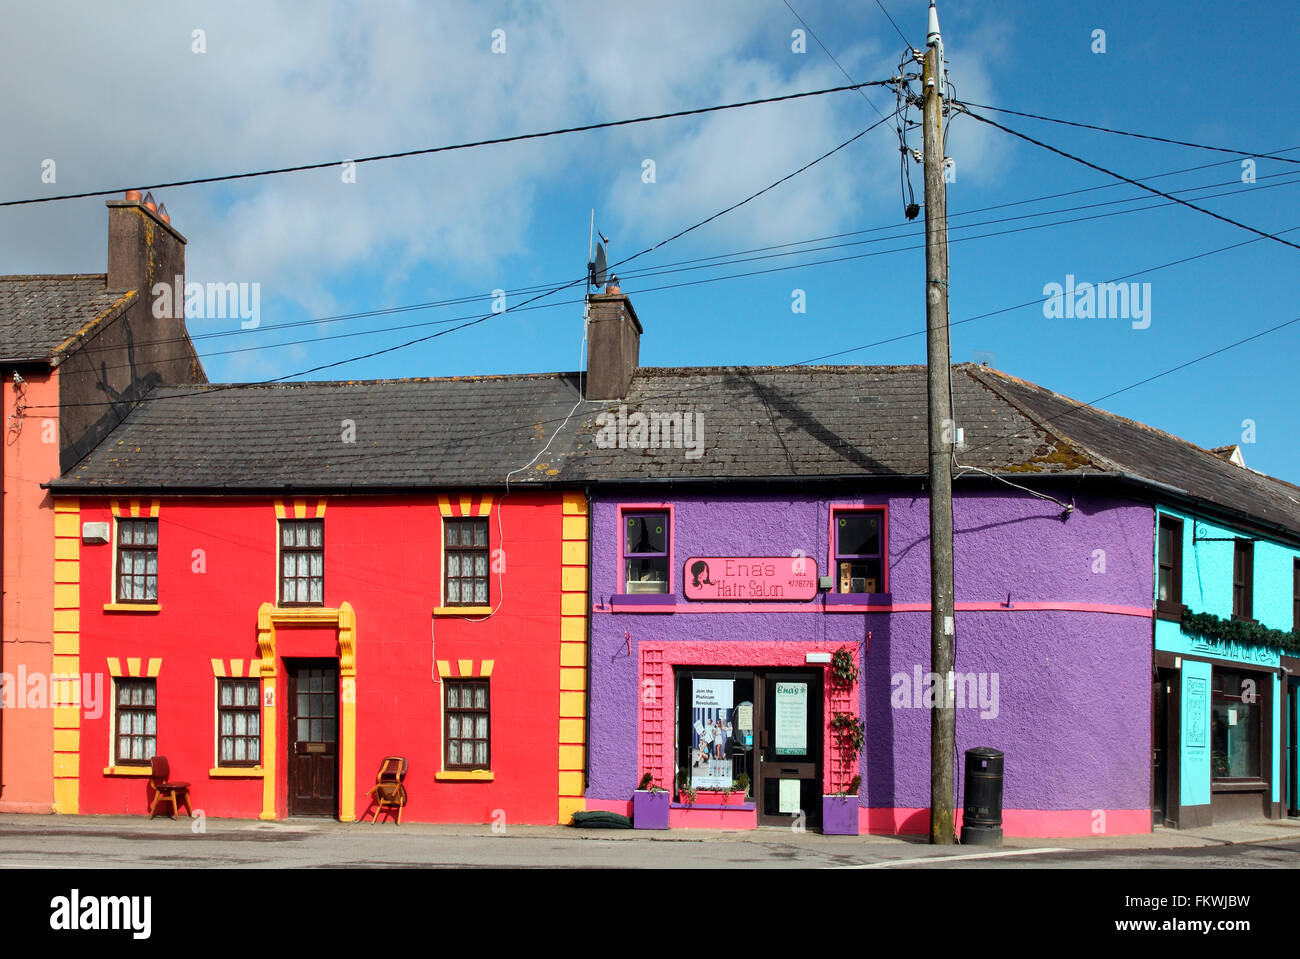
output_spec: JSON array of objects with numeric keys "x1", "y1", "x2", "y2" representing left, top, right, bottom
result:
[
  {"x1": 691, "y1": 679, "x2": 734, "y2": 789},
  {"x1": 774, "y1": 681, "x2": 808, "y2": 756}
]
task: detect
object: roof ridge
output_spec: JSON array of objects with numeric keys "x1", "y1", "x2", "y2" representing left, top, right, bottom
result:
[
  {"x1": 962, "y1": 366, "x2": 1117, "y2": 473},
  {"x1": 0, "y1": 273, "x2": 107, "y2": 282},
  {"x1": 970, "y1": 365, "x2": 1300, "y2": 496},
  {"x1": 149, "y1": 370, "x2": 584, "y2": 391}
]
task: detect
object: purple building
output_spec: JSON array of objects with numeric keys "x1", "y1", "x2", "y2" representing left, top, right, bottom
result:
[{"x1": 574, "y1": 293, "x2": 1156, "y2": 836}]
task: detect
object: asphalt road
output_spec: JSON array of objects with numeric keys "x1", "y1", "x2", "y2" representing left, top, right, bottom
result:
[{"x1": 0, "y1": 816, "x2": 1296, "y2": 868}]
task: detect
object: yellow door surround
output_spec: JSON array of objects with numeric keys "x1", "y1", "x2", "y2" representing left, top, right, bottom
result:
[{"x1": 255, "y1": 602, "x2": 357, "y2": 821}]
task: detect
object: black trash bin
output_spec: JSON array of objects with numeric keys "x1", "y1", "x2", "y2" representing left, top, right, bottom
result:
[{"x1": 960, "y1": 747, "x2": 1003, "y2": 846}]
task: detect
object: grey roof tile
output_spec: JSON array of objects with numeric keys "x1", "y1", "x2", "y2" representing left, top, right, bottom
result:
[{"x1": 0, "y1": 274, "x2": 133, "y2": 362}]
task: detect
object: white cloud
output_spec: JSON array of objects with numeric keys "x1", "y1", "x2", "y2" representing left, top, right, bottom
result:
[{"x1": 0, "y1": 0, "x2": 1008, "y2": 317}]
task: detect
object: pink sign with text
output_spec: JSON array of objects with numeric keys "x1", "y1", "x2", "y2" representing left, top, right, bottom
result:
[{"x1": 683, "y1": 557, "x2": 819, "y2": 601}]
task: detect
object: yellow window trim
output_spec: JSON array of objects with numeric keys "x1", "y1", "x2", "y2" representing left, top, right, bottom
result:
[
  {"x1": 103, "y1": 603, "x2": 161, "y2": 613},
  {"x1": 209, "y1": 767, "x2": 265, "y2": 778},
  {"x1": 435, "y1": 770, "x2": 494, "y2": 782},
  {"x1": 433, "y1": 606, "x2": 493, "y2": 617},
  {"x1": 103, "y1": 765, "x2": 153, "y2": 777}
]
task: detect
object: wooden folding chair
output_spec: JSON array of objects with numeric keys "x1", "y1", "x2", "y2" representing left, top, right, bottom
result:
[
  {"x1": 148, "y1": 756, "x2": 193, "y2": 820},
  {"x1": 367, "y1": 756, "x2": 409, "y2": 824}
]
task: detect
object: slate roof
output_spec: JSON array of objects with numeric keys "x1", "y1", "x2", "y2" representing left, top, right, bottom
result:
[
  {"x1": 51, "y1": 362, "x2": 1300, "y2": 540},
  {"x1": 54, "y1": 365, "x2": 1097, "y2": 492},
  {"x1": 968, "y1": 366, "x2": 1300, "y2": 540},
  {"x1": 55, "y1": 374, "x2": 590, "y2": 490},
  {"x1": 0, "y1": 275, "x2": 134, "y2": 363}
]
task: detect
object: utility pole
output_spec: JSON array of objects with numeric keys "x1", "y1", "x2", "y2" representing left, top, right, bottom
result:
[{"x1": 922, "y1": 0, "x2": 956, "y2": 845}]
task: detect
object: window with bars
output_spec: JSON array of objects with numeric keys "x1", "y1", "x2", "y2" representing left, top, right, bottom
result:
[
  {"x1": 115, "y1": 678, "x2": 157, "y2": 764},
  {"x1": 218, "y1": 679, "x2": 261, "y2": 766},
  {"x1": 116, "y1": 518, "x2": 158, "y2": 602},
  {"x1": 444, "y1": 518, "x2": 489, "y2": 606},
  {"x1": 280, "y1": 519, "x2": 324, "y2": 606},
  {"x1": 444, "y1": 679, "x2": 489, "y2": 769}
]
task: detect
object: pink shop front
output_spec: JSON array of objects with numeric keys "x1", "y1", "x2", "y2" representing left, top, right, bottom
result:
[{"x1": 634, "y1": 640, "x2": 865, "y2": 831}]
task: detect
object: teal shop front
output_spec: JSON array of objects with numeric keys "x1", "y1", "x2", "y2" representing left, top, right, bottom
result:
[{"x1": 1152, "y1": 507, "x2": 1299, "y2": 827}]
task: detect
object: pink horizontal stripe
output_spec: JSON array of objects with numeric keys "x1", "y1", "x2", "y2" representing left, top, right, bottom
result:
[
  {"x1": 583, "y1": 800, "x2": 1151, "y2": 836},
  {"x1": 870, "y1": 807, "x2": 1151, "y2": 838},
  {"x1": 595, "y1": 600, "x2": 1152, "y2": 618}
]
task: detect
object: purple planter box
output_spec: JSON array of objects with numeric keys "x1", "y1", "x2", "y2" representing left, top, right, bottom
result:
[
  {"x1": 633, "y1": 790, "x2": 670, "y2": 829},
  {"x1": 822, "y1": 795, "x2": 859, "y2": 835}
]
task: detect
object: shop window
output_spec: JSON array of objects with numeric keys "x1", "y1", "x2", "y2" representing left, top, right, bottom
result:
[
  {"x1": 833, "y1": 508, "x2": 886, "y2": 593},
  {"x1": 444, "y1": 518, "x2": 489, "y2": 605},
  {"x1": 1211, "y1": 670, "x2": 1262, "y2": 780},
  {"x1": 280, "y1": 519, "x2": 324, "y2": 606},
  {"x1": 116, "y1": 517, "x2": 158, "y2": 603},
  {"x1": 1156, "y1": 515, "x2": 1183, "y2": 619},
  {"x1": 115, "y1": 678, "x2": 157, "y2": 765},
  {"x1": 218, "y1": 678, "x2": 261, "y2": 767},
  {"x1": 1232, "y1": 539, "x2": 1253, "y2": 621},
  {"x1": 623, "y1": 511, "x2": 669, "y2": 594},
  {"x1": 444, "y1": 679, "x2": 489, "y2": 769}
]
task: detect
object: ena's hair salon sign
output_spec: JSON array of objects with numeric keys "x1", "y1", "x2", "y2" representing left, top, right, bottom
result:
[{"x1": 683, "y1": 556, "x2": 818, "y2": 601}]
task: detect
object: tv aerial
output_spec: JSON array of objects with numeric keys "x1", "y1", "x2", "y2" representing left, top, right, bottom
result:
[{"x1": 588, "y1": 230, "x2": 608, "y2": 292}]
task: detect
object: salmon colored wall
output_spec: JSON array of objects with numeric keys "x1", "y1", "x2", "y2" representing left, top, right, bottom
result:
[
  {"x1": 0, "y1": 369, "x2": 60, "y2": 813},
  {"x1": 73, "y1": 492, "x2": 574, "y2": 824}
]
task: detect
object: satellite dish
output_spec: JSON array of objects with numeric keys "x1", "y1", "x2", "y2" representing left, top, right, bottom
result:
[{"x1": 588, "y1": 242, "x2": 607, "y2": 291}]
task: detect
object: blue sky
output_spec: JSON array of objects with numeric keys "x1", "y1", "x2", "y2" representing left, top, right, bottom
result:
[{"x1": 3, "y1": 1, "x2": 1298, "y2": 481}]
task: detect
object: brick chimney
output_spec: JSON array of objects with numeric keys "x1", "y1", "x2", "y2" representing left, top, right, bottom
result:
[{"x1": 585, "y1": 291, "x2": 642, "y2": 400}]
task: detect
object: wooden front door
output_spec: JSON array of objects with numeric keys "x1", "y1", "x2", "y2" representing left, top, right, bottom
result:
[
  {"x1": 755, "y1": 670, "x2": 823, "y2": 827},
  {"x1": 287, "y1": 660, "x2": 338, "y2": 818},
  {"x1": 1152, "y1": 671, "x2": 1169, "y2": 826}
]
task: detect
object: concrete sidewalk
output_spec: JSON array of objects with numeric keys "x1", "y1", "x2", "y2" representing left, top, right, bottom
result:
[{"x1": 2, "y1": 810, "x2": 1298, "y2": 853}]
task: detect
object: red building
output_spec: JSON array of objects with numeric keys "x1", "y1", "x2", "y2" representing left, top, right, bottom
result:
[{"x1": 53, "y1": 375, "x2": 591, "y2": 823}]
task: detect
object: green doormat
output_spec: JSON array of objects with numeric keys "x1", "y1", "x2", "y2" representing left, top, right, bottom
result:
[{"x1": 570, "y1": 810, "x2": 633, "y2": 829}]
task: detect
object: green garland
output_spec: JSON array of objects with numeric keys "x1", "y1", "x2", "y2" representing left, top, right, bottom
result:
[{"x1": 1180, "y1": 610, "x2": 1300, "y2": 656}]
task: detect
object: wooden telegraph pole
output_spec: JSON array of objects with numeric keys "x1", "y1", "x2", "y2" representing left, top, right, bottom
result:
[{"x1": 922, "y1": 0, "x2": 956, "y2": 845}]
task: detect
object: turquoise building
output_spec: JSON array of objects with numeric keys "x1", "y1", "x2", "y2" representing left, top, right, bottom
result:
[{"x1": 1153, "y1": 501, "x2": 1300, "y2": 827}]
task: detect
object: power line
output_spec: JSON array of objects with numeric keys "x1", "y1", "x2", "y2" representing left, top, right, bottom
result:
[
  {"x1": 954, "y1": 100, "x2": 1300, "y2": 166},
  {"x1": 58, "y1": 171, "x2": 1300, "y2": 381},
  {"x1": 44, "y1": 115, "x2": 893, "y2": 420},
  {"x1": 952, "y1": 314, "x2": 1300, "y2": 468},
  {"x1": 64, "y1": 156, "x2": 1300, "y2": 365},
  {"x1": 0, "y1": 81, "x2": 890, "y2": 208},
  {"x1": 795, "y1": 225, "x2": 1299, "y2": 365},
  {"x1": 874, "y1": 0, "x2": 913, "y2": 49},
  {"x1": 781, "y1": 0, "x2": 890, "y2": 123},
  {"x1": 958, "y1": 106, "x2": 1300, "y2": 252},
  {"x1": 68, "y1": 219, "x2": 1300, "y2": 467}
]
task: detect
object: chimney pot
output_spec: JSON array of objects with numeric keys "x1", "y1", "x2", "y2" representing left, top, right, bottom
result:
[
  {"x1": 125, "y1": 189, "x2": 142, "y2": 203},
  {"x1": 605, "y1": 274, "x2": 621, "y2": 295},
  {"x1": 142, "y1": 191, "x2": 157, "y2": 213},
  {"x1": 157, "y1": 203, "x2": 170, "y2": 224}
]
